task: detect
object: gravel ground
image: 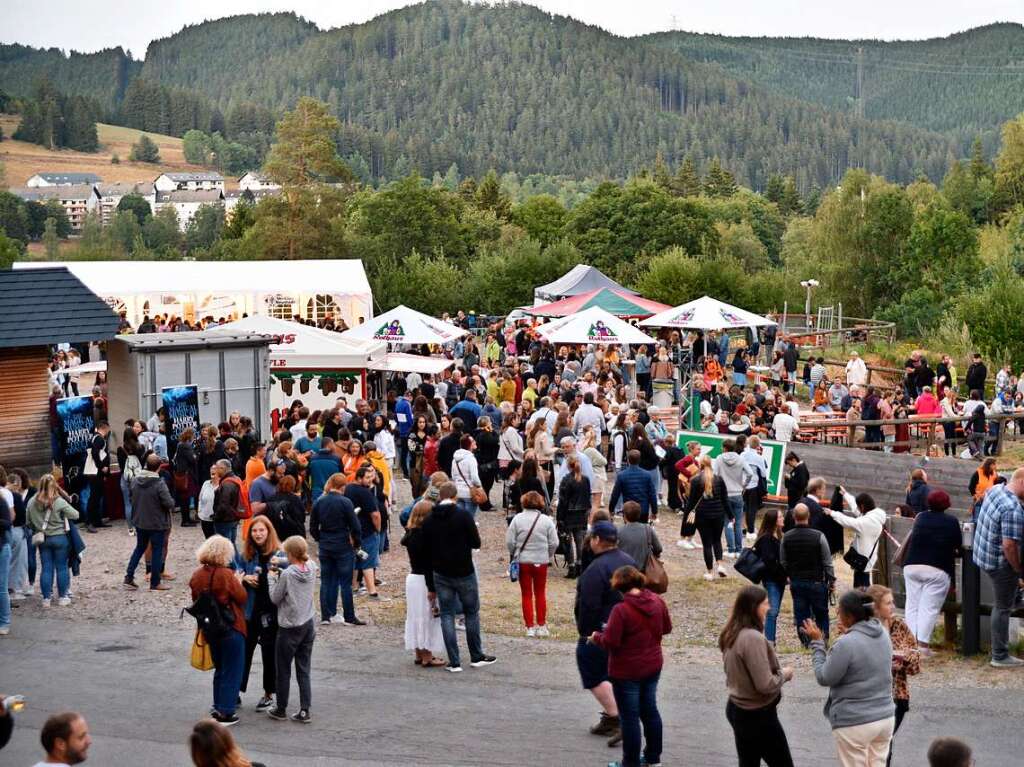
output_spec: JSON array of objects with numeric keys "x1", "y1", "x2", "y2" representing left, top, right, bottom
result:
[{"x1": 16, "y1": 475, "x2": 1024, "y2": 692}]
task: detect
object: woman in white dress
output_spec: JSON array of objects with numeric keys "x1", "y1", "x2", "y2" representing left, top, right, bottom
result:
[{"x1": 401, "y1": 500, "x2": 445, "y2": 666}]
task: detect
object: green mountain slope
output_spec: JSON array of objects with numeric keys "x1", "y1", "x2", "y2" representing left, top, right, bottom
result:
[{"x1": 0, "y1": 2, "x2": 983, "y2": 188}]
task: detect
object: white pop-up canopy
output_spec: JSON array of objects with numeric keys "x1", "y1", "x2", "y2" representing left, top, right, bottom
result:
[
  {"x1": 536, "y1": 306, "x2": 653, "y2": 346},
  {"x1": 639, "y1": 296, "x2": 776, "y2": 331},
  {"x1": 368, "y1": 353, "x2": 455, "y2": 375},
  {"x1": 340, "y1": 305, "x2": 469, "y2": 346},
  {"x1": 213, "y1": 315, "x2": 383, "y2": 370}
]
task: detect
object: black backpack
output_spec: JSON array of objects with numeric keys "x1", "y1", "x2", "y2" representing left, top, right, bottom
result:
[
  {"x1": 265, "y1": 498, "x2": 304, "y2": 540},
  {"x1": 183, "y1": 569, "x2": 235, "y2": 643}
]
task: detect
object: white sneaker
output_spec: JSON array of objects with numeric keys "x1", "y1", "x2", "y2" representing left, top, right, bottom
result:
[
  {"x1": 526, "y1": 626, "x2": 537, "y2": 638},
  {"x1": 11, "y1": 591, "x2": 26, "y2": 601},
  {"x1": 684, "y1": 540, "x2": 696, "y2": 550},
  {"x1": 676, "y1": 539, "x2": 688, "y2": 548},
  {"x1": 41, "y1": 598, "x2": 51, "y2": 608},
  {"x1": 0, "y1": 627, "x2": 9, "y2": 636},
  {"x1": 703, "y1": 572, "x2": 715, "y2": 581},
  {"x1": 455, "y1": 617, "x2": 466, "y2": 632},
  {"x1": 717, "y1": 567, "x2": 729, "y2": 578},
  {"x1": 58, "y1": 597, "x2": 71, "y2": 607},
  {"x1": 536, "y1": 625, "x2": 550, "y2": 637}
]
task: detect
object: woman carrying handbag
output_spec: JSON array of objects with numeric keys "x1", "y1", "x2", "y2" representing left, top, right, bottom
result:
[
  {"x1": 506, "y1": 491, "x2": 558, "y2": 637},
  {"x1": 26, "y1": 475, "x2": 79, "y2": 608}
]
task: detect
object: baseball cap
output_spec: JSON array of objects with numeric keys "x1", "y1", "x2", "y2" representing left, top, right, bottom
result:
[{"x1": 591, "y1": 521, "x2": 618, "y2": 542}]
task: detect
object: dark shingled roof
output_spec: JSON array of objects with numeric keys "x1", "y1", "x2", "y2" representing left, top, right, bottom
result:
[{"x1": 0, "y1": 267, "x2": 120, "y2": 348}]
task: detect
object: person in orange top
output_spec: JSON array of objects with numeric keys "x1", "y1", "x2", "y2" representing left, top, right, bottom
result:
[
  {"x1": 244, "y1": 442, "x2": 267, "y2": 489},
  {"x1": 969, "y1": 457, "x2": 998, "y2": 508},
  {"x1": 341, "y1": 439, "x2": 364, "y2": 482},
  {"x1": 704, "y1": 357, "x2": 723, "y2": 385}
]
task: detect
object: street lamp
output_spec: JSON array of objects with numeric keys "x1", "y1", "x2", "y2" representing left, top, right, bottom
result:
[{"x1": 800, "y1": 279, "x2": 819, "y2": 330}]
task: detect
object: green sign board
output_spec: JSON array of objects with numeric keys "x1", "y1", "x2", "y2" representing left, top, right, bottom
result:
[{"x1": 675, "y1": 430, "x2": 788, "y2": 496}]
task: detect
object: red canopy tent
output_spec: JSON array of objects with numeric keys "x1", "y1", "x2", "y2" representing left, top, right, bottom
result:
[{"x1": 526, "y1": 288, "x2": 670, "y2": 319}]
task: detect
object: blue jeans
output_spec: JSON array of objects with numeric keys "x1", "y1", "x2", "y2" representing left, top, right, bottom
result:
[
  {"x1": 0, "y1": 539, "x2": 10, "y2": 629},
  {"x1": 9, "y1": 526, "x2": 29, "y2": 594},
  {"x1": 612, "y1": 671, "x2": 663, "y2": 767},
  {"x1": 214, "y1": 522, "x2": 237, "y2": 547},
  {"x1": 434, "y1": 572, "x2": 484, "y2": 667},
  {"x1": 121, "y1": 474, "x2": 133, "y2": 528},
  {"x1": 726, "y1": 496, "x2": 744, "y2": 553},
  {"x1": 209, "y1": 628, "x2": 246, "y2": 716},
  {"x1": 38, "y1": 534, "x2": 71, "y2": 600},
  {"x1": 456, "y1": 499, "x2": 478, "y2": 518},
  {"x1": 127, "y1": 528, "x2": 166, "y2": 588},
  {"x1": 764, "y1": 580, "x2": 785, "y2": 643},
  {"x1": 790, "y1": 578, "x2": 829, "y2": 645},
  {"x1": 319, "y1": 548, "x2": 356, "y2": 622}
]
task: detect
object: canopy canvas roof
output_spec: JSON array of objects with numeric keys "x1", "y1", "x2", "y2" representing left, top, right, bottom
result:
[
  {"x1": 639, "y1": 296, "x2": 777, "y2": 331},
  {"x1": 527, "y1": 288, "x2": 670, "y2": 319},
  {"x1": 213, "y1": 315, "x2": 383, "y2": 370},
  {"x1": 340, "y1": 305, "x2": 469, "y2": 346},
  {"x1": 536, "y1": 306, "x2": 653, "y2": 346},
  {"x1": 368, "y1": 353, "x2": 455, "y2": 375},
  {"x1": 533, "y1": 264, "x2": 637, "y2": 304}
]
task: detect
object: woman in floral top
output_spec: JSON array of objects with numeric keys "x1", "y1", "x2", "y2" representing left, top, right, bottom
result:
[{"x1": 866, "y1": 584, "x2": 921, "y2": 767}]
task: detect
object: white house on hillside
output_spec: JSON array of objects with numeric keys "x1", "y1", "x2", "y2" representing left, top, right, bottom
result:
[
  {"x1": 153, "y1": 189, "x2": 224, "y2": 230},
  {"x1": 11, "y1": 185, "x2": 101, "y2": 232},
  {"x1": 223, "y1": 188, "x2": 281, "y2": 219},
  {"x1": 153, "y1": 172, "x2": 225, "y2": 193},
  {"x1": 26, "y1": 172, "x2": 102, "y2": 188},
  {"x1": 238, "y1": 172, "x2": 280, "y2": 191},
  {"x1": 95, "y1": 182, "x2": 156, "y2": 225}
]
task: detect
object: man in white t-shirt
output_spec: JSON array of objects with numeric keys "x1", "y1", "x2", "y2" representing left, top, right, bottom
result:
[
  {"x1": 772, "y1": 409, "x2": 798, "y2": 443},
  {"x1": 845, "y1": 351, "x2": 868, "y2": 388},
  {"x1": 288, "y1": 407, "x2": 310, "y2": 444},
  {"x1": 33, "y1": 711, "x2": 91, "y2": 766}
]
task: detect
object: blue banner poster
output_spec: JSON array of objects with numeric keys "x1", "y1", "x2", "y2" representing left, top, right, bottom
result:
[
  {"x1": 56, "y1": 396, "x2": 95, "y2": 457},
  {"x1": 162, "y1": 385, "x2": 200, "y2": 444}
]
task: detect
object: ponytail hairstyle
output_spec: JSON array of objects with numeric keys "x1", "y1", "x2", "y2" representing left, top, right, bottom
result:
[
  {"x1": 838, "y1": 590, "x2": 876, "y2": 625},
  {"x1": 567, "y1": 455, "x2": 582, "y2": 481},
  {"x1": 699, "y1": 454, "x2": 715, "y2": 498}
]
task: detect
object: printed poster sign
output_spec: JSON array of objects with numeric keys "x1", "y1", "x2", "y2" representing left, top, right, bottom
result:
[
  {"x1": 675, "y1": 430, "x2": 787, "y2": 496},
  {"x1": 162, "y1": 385, "x2": 200, "y2": 444},
  {"x1": 373, "y1": 320, "x2": 406, "y2": 342},
  {"x1": 56, "y1": 396, "x2": 95, "y2": 457}
]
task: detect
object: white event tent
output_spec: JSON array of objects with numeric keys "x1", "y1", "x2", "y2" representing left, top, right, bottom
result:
[
  {"x1": 536, "y1": 306, "x2": 653, "y2": 345},
  {"x1": 640, "y1": 295, "x2": 776, "y2": 331},
  {"x1": 340, "y1": 305, "x2": 469, "y2": 346},
  {"x1": 13, "y1": 260, "x2": 374, "y2": 331}
]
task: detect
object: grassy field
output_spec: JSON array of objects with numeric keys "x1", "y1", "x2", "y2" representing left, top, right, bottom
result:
[{"x1": 0, "y1": 115, "x2": 235, "y2": 189}]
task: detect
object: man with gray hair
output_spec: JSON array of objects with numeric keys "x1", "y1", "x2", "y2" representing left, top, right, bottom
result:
[
  {"x1": 554, "y1": 436, "x2": 594, "y2": 492},
  {"x1": 212, "y1": 458, "x2": 242, "y2": 544}
]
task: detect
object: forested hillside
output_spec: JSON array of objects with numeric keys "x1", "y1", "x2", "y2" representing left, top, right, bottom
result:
[
  {"x1": 1, "y1": 2, "x2": 1015, "y2": 188},
  {"x1": 646, "y1": 23, "x2": 1024, "y2": 152}
]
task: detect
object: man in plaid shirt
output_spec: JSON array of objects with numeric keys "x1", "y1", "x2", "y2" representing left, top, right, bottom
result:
[{"x1": 973, "y1": 468, "x2": 1024, "y2": 667}]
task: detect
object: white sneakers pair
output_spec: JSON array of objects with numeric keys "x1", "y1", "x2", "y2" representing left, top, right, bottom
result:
[
  {"x1": 703, "y1": 567, "x2": 729, "y2": 581},
  {"x1": 676, "y1": 539, "x2": 696, "y2": 549},
  {"x1": 526, "y1": 625, "x2": 550, "y2": 637}
]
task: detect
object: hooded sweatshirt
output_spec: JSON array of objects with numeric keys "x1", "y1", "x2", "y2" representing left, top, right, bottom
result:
[
  {"x1": 592, "y1": 588, "x2": 673, "y2": 681},
  {"x1": 811, "y1": 619, "x2": 894, "y2": 729},
  {"x1": 714, "y1": 451, "x2": 752, "y2": 498},
  {"x1": 130, "y1": 470, "x2": 175, "y2": 531},
  {"x1": 270, "y1": 559, "x2": 319, "y2": 628}
]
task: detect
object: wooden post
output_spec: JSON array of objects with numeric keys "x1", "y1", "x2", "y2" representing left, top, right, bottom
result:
[{"x1": 996, "y1": 416, "x2": 1007, "y2": 456}]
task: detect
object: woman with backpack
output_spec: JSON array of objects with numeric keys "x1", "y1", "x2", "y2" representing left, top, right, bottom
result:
[
  {"x1": 236, "y1": 516, "x2": 285, "y2": 713},
  {"x1": 189, "y1": 535, "x2": 248, "y2": 726},
  {"x1": 117, "y1": 420, "x2": 147, "y2": 533},
  {"x1": 264, "y1": 475, "x2": 307, "y2": 541}
]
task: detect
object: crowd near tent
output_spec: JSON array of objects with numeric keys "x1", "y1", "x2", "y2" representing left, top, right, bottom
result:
[
  {"x1": 527, "y1": 288, "x2": 670, "y2": 319},
  {"x1": 13, "y1": 260, "x2": 374, "y2": 331},
  {"x1": 533, "y1": 264, "x2": 637, "y2": 304}
]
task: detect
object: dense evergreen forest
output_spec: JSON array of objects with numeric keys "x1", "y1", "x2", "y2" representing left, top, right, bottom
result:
[{"x1": 5, "y1": 2, "x2": 1017, "y2": 189}]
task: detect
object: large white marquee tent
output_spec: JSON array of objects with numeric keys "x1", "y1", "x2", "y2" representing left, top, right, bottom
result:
[{"x1": 14, "y1": 260, "x2": 374, "y2": 331}]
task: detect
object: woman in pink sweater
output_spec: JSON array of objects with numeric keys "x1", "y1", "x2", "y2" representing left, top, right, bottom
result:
[{"x1": 590, "y1": 565, "x2": 672, "y2": 767}]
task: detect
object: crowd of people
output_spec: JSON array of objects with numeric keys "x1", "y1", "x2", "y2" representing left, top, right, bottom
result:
[{"x1": 6, "y1": 314, "x2": 1018, "y2": 767}]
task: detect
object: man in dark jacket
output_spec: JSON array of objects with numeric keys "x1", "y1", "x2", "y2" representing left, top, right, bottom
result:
[
  {"x1": 574, "y1": 521, "x2": 636, "y2": 744},
  {"x1": 905, "y1": 468, "x2": 932, "y2": 516},
  {"x1": 212, "y1": 459, "x2": 241, "y2": 543},
  {"x1": 421, "y1": 482, "x2": 495, "y2": 672},
  {"x1": 965, "y1": 353, "x2": 987, "y2": 395},
  {"x1": 781, "y1": 504, "x2": 835, "y2": 646},
  {"x1": 437, "y1": 418, "x2": 464, "y2": 476},
  {"x1": 608, "y1": 450, "x2": 658, "y2": 522},
  {"x1": 310, "y1": 473, "x2": 364, "y2": 626},
  {"x1": 782, "y1": 339, "x2": 799, "y2": 392},
  {"x1": 85, "y1": 421, "x2": 112, "y2": 533},
  {"x1": 124, "y1": 455, "x2": 175, "y2": 590}
]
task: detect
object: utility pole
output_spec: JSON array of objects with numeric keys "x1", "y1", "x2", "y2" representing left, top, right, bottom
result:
[{"x1": 855, "y1": 47, "x2": 864, "y2": 119}]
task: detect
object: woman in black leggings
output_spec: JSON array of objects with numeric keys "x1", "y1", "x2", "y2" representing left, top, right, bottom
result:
[{"x1": 683, "y1": 455, "x2": 728, "y2": 581}]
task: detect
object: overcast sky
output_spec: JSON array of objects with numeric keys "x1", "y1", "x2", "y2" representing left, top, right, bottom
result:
[{"x1": 4, "y1": 0, "x2": 1021, "y2": 58}]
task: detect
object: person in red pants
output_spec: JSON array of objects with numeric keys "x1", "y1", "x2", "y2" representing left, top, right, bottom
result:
[{"x1": 505, "y1": 491, "x2": 558, "y2": 637}]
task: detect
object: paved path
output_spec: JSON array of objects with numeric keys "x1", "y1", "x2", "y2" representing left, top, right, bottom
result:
[{"x1": 2, "y1": 616, "x2": 1021, "y2": 765}]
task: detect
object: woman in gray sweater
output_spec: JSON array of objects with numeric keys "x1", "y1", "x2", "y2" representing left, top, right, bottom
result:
[
  {"x1": 506, "y1": 491, "x2": 558, "y2": 637},
  {"x1": 268, "y1": 535, "x2": 318, "y2": 724},
  {"x1": 803, "y1": 590, "x2": 895, "y2": 767}
]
